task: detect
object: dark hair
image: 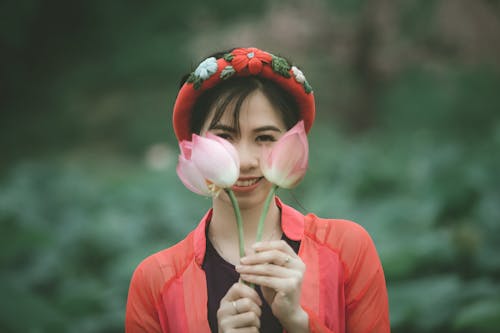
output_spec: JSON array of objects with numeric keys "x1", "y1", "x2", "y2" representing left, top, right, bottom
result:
[
  {"x1": 191, "y1": 77, "x2": 300, "y2": 135},
  {"x1": 179, "y1": 49, "x2": 300, "y2": 135}
]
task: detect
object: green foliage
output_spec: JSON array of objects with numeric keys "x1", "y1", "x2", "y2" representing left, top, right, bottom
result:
[
  {"x1": 454, "y1": 298, "x2": 500, "y2": 332},
  {"x1": 399, "y1": 0, "x2": 439, "y2": 42},
  {"x1": 378, "y1": 67, "x2": 500, "y2": 142},
  {"x1": 325, "y1": 0, "x2": 367, "y2": 15},
  {"x1": 0, "y1": 160, "x2": 209, "y2": 332}
]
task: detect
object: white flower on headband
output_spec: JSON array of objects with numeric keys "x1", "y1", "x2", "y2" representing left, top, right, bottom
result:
[
  {"x1": 291, "y1": 66, "x2": 306, "y2": 84},
  {"x1": 194, "y1": 57, "x2": 218, "y2": 80}
]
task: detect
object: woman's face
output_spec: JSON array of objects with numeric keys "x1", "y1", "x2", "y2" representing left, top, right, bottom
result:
[{"x1": 200, "y1": 90, "x2": 288, "y2": 210}]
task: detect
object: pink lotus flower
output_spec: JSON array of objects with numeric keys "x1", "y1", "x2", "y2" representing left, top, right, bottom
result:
[
  {"x1": 260, "y1": 121, "x2": 309, "y2": 189},
  {"x1": 177, "y1": 133, "x2": 240, "y2": 196}
]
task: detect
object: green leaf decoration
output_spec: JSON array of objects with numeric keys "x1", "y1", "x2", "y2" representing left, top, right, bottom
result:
[
  {"x1": 192, "y1": 77, "x2": 203, "y2": 90},
  {"x1": 186, "y1": 72, "x2": 197, "y2": 84},
  {"x1": 223, "y1": 53, "x2": 234, "y2": 62},
  {"x1": 187, "y1": 73, "x2": 204, "y2": 89},
  {"x1": 271, "y1": 56, "x2": 291, "y2": 78},
  {"x1": 220, "y1": 66, "x2": 236, "y2": 80},
  {"x1": 303, "y1": 81, "x2": 313, "y2": 94}
]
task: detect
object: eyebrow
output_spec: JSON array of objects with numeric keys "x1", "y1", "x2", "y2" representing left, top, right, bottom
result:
[
  {"x1": 209, "y1": 124, "x2": 283, "y2": 134},
  {"x1": 209, "y1": 124, "x2": 236, "y2": 132},
  {"x1": 253, "y1": 126, "x2": 283, "y2": 133}
]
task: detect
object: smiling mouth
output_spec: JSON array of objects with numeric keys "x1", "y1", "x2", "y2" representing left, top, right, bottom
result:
[{"x1": 235, "y1": 177, "x2": 262, "y2": 187}]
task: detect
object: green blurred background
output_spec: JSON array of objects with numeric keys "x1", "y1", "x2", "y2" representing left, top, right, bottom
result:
[{"x1": 1, "y1": 0, "x2": 499, "y2": 332}]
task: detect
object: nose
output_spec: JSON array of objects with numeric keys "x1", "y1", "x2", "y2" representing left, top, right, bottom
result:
[{"x1": 235, "y1": 141, "x2": 259, "y2": 172}]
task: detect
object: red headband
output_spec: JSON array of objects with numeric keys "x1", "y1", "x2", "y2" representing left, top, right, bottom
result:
[{"x1": 172, "y1": 47, "x2": 315, "y2": 142}]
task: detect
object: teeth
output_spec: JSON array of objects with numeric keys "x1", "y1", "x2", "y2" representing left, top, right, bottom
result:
[{"x1": 235, "y1": 178, "x2": 259, "y2": 187}]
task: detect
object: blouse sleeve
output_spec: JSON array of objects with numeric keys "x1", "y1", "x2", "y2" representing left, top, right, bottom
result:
[
  {"x1": 304, "y1": 307, "x2": 339, "y2": 333},
  {"x1": 340, "y1": 221, "x2": 390, "y2": 333},
  {"x1": 125, "y1": 260, "x2": 164, "y2": 333}
]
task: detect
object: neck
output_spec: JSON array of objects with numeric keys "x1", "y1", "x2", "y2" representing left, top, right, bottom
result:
[{"x1": 208, "y1": 194, "x2": 281, "y2": 262}]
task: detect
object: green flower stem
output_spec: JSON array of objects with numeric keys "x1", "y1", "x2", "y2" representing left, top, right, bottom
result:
[
  {"x1": 225, "y1": 189, "x2": 246, "y2": 258},
  {"x1": 256, "y1": 184, "x2": 279, "y2": 242}
]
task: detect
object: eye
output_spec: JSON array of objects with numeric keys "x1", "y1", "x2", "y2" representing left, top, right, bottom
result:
[
  {"x1": 256, "y1": 134, "x2": 277, "y2": 143},
  {"x1": 214, "y1": 132, "x2": 234, "y2": 141}
]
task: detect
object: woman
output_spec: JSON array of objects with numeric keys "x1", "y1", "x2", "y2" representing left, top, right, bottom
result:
[{"x1": 126, "y1": 47, "x2": 390, "y2": 333}]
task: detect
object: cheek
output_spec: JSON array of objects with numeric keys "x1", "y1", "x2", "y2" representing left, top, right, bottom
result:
[
  {"x1": 260, "y1": 177, "x2": 273, "y2": 188},
  {"x1": 212, "y1": 189, "x2": 230, "y2": 205}
]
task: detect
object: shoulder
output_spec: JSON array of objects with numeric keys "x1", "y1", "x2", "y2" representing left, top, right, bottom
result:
[
  {"x1": 304, "y1": 213, "x2": 373, "y2": 249},
  {"x1": 303, "y1": 214, "x2": 380, "y2": 278}
]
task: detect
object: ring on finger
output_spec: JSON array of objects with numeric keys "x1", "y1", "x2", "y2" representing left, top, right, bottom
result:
[
  {"x1": 232, "y1": 301, "x2": 239, "y2": 314},
  {"x1": 284, "y1": 256, "x2": 291, "y2": 266}
]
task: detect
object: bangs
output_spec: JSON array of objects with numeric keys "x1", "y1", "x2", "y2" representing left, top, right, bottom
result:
[
  {"x1": 207, "y1": 86, "x2": 256, "y2": 134},
  {"x1": 190, "y1": 77, "x2": 299, "y2": 135}
]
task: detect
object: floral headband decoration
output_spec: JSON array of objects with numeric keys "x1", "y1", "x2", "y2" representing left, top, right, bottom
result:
[{"x1": 172, "y1": 47, "x2": 316, "y2": 142}]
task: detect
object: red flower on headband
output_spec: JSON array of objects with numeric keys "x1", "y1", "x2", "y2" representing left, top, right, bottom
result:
[{"x1": 230, "y1": 48, "x2": 273, "y2": 75}]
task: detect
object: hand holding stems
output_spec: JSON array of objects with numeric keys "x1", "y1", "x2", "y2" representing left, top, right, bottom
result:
[{"x1": 236, "y1": 241, "x2": 309, "y2": 333}]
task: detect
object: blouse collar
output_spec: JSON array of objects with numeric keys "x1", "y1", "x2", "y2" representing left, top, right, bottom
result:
[{"x1": 193, "y1": 197, "x2": 305, "y2": 266}]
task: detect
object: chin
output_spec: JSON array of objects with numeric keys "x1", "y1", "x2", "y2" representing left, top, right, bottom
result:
[
  {"x1": 232, "y1": 195, "x2": 262, "y2": 210},
  {"x1": 235, "y1": 185, "x2": 273, "y2": 210}
]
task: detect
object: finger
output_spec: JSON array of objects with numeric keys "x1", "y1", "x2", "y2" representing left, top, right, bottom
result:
[
  {"x1": 239, "y1": 274, "x2": 301, "y2": 293},
  {"x1": 221, "y1": 282, "x2": 263, "y2": 306},
  {"x1": 217, "y1": 298, "x2": 262, "y2": 327},
  {"x1": 236, "y1": 263, "x2": 292, "y2": 278},
  {"x1": 219, "y1": 310, "x2": 261, "y2": 331},
  {"x1": 252, "y1": 240, "x2": 297, "y2": 257},
  {"x1": 240, "y1": 249, "x2": 298, "y2": 267},
  {"x1": 232, "y1": 298, "x2": 263, "y2": 317}
]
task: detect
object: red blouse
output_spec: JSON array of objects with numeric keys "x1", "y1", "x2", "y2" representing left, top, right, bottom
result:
[{"x1": 126, "y1": 198, "x2": 390, "y2": 332}]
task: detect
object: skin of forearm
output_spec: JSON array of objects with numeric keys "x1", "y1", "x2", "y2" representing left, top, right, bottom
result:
[{"x1": 282, "y1": 307, "x2": 310, "y2": 333}]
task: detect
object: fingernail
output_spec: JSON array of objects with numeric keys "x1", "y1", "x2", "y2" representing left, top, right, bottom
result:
[
  {"x1": 235, "y1": 265, "x2": 242, "y2": 271},
  {"x1": 252, "y1": 242, "x2": 262, "y2": 249},
  {"x1": 240, "y1": 257, "x2": 248, "y2": 263}
]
